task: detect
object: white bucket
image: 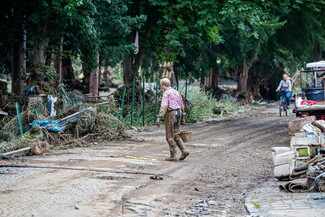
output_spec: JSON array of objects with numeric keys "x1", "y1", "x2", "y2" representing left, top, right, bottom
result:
[
  {"x1": 273, "y1": 151, "x2": 295, "y2": 167},
  {"x1": 274, "y1": 164, "x2": 290, "y2": 178},
  {"x1": 271, "y1": 147, "x2": 291, "y2": 162}
]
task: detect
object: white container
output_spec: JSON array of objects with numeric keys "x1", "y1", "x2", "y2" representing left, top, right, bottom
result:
[
  {"x1": 274, "y1": 164, "x2": 290, "y2": 178},
  {"x1": 273, "y1": 151, "x2": 295, "y2": 167},
  {"x1": 289, "y1": 159, "x2": 308, "y2": 176},
  {"x1": 271, "y1": 147, "x2": 291, "y2": 162}
]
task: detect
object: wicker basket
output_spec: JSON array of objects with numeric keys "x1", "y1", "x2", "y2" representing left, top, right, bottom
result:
[{"x1": 180, "y1": 131, "x2": 192, "y2": 142}]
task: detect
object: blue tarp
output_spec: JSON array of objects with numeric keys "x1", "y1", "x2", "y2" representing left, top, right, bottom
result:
[
  {"x1": 25, "y1": 86, "x2": 37, "y2": 96},
  {"x1": 29, "y1": 120, "x2": 63, "y2": 132}
]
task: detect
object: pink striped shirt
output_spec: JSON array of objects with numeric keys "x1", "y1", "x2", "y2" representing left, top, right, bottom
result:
[{"x1": 161, "y1": 88, "x2": 184, "y2": 110}]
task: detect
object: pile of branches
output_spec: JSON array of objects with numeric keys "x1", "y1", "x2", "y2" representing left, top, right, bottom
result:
[
  {"x1": 0, "y1": 100, "x2": 130, "y2": 155},
  {"x1": 0, "y1": 96, "x2": 47, "y2": 140},
  {"x1": 0, "y1": 126, "x2": 50, "y2": 155},
  {"x1": 57, "y1": 106, "x2": 130, "y2": 147}
]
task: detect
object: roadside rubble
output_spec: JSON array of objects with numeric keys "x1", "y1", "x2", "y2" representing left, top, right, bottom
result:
[
  {"x1": 0, "y1": 147, "x2": 31, "y2": 160},
  {"x1": 272, "y1": 116, "x2": 325, "y2": 192},
  {"x1": 0, "y1": 84, "x2": 130, "y2": 157}
]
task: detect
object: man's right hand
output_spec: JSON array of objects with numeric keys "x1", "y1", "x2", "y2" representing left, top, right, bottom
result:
[{"x1": 156, "y1": 117, "x2": 160, "y2": 127}]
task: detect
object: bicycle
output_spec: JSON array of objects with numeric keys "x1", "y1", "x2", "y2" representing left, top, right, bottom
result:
[{"x1": 278, "y1": 90, "x2": 288, "y2": 117}]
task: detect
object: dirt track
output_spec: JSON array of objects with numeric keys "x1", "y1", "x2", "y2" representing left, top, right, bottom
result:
[{"x1": 0, "y1": 105, "x2": 294, "y2": 217}]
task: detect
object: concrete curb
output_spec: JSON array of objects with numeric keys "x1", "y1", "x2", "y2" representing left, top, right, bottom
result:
[{"x1": 245, "y1": 179, "x2": 325, "y2": 217}]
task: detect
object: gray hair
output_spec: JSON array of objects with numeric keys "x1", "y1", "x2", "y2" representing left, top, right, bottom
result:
[{"x1": 160, "y1": 78, "x2": 171, "y2": 87}]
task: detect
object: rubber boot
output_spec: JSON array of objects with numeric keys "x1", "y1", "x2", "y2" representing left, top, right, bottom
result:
[
  {"x1": 175, "y1": 136, "x2": 189, "y2": 161},
  {"x1": 165, "y1": 143, "x2": 177, "y2": 161}
]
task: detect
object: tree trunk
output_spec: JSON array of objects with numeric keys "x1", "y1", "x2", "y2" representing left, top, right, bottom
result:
[
  {"x1": 98, "y1": 68, "x2": 102, "y2": 89},
  {"x1": 253, "y1": 82, "x2": 261, "y2": 99},
  {"x1": 173, "y1": 62, "x2": 179, "y2": 88},
  {"x1": 237, "y1": 59, "x2": 249, "y2": 93},
  {"x1": 211, "y1": 68, "x2": 219, "y2": 90},
  {"x1": 315, "y1": 43, "x2": 322, "y2": 61},
  {"x1": 11, "y1": 22, "x2": 26, "y2": 95},
  {"x1": 32, "y1": 20, "x2": 49, "y2": 80},
  {"x1": 123, "y1": 52, "x2": 134, "y2": 87},
  {"x1": 200, "y1": 68, "x2": 219, "y2": 93},
  {"x1": 59, "y1": 42, "x2": 76, "y2": 87},
  {"x1": 236, "y1": 40, "x2": 260, "y2": 94},
  {"x1": 89, "y1": 56, "x2": 99, "y2": 99},
  {"x1": 62, "y1": 56, "x2": 75, "y2": 86},
  {"x1": 123, "y1": 0, "x2": 140, "y2": 87},
  {"x1": 82, "y1": 63, "x2": 90, "y2": 93},
  {"x1": 33, "y1": 40, "x2": 49, "y2": 65},
  {"x1": 102, "y1": 66, "x2": 110, "y2": 87},
  {"x1": 54, "y1": 37, "x2": 64, "y2": 83}
]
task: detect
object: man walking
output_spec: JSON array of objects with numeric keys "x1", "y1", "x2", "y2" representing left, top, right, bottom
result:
[{"x1": 156, "y1": 78, "x2": 189, "y2": 161}]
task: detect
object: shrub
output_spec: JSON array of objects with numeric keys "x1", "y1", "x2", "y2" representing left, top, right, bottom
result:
[{"x1": 182, "y1": 86, "x2": 217, "y2": 122}]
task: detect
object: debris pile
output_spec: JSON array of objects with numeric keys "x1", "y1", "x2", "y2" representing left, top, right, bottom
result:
[
  {"x1": 0, "y1": 84, "x2": 130, "y2": 157},
  {"x1": 0, "y1": 96, "x2": 46, "y2": 140},
  {"x1": 272, "y1": 116, "x2": 325, "y2": 192},
  {"x1": 64, "y1": 108, "x2": 129, "y2": 141}
]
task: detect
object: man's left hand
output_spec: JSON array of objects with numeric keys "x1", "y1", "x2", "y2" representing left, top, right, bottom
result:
[{"x1": 156, "y1": 117, "x2": 160, "y2": 127}]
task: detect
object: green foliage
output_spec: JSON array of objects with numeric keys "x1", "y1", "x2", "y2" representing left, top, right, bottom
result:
[
  {"x1": 182, "y1": 87, "x2": 217, "y2": 122},
  {"x1": 0, "y1": 0, "x2": 144, "y2": 84},
  {"x1": 1, "y1": 0, "x2": 325, "y2": 99},
  {"x1": 214, "y1": 99, "x2": 241, "y2": 116},
  {"x1": 95, "y1": 0, "x2": 146, "y2": 67},
  {"x1": 140, "y1": 0, "x2": 222, "y2": 78},
  {"x1": 116, "y1": 86, "x2": 246, "y2": 127},
  {"x1": 119, "y1": 104, "x2": 156, "y2": 127},
  {"x1": 219, "y1": 0, "x2": 286, "y2": 66},
  {"x1": 111, "y1": 67, "x2": 123, "y2": 84},
  {"x1": 24, "y1": 64, "x2": 58, "y2": 81}
]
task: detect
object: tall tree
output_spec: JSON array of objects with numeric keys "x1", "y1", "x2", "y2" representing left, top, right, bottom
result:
[{"x1": 218, "y1": 0, "x2": 286, "y2": 95}]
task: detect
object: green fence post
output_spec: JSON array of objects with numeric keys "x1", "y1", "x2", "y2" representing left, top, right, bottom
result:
[
  {"x1": 35, "y1": 108, "x2": 39, "y2": 117},
  {"x1": 142, "y1": 77, "x2": 145, "y2": 126},
  {"x1": 185, "y1": 78, "x2": 188, "y2": 105},
  {"x1": 131, "y1": 77, "x2": 136, "y2": 126},
  {"x1": 154, "y1": 79, "x2": 159, "y2": 123},
  {"x1": 15, "y1": 102, "x2": 23, "y2": 136},
  {"x1": 118, "y1": 88, "x2": 126, "y2": 120}
]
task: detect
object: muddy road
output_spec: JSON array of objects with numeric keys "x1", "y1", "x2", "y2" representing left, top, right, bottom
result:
[{"x1": 0, "y1": 105, "x2": 294, "y2": 217}]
